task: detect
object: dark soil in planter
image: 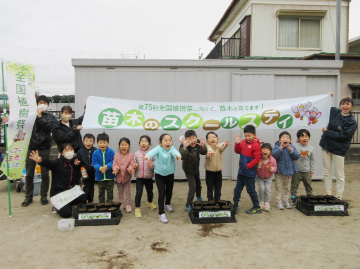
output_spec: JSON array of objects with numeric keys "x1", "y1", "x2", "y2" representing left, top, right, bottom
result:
[
  {"x1": 308, "y1": 195, "x2": 317, "y2": 199},
  {"x1": 202, "y1": 201, "x2": 209, "y2": 206},
  {"x1": 329, "y1": 200, "x2": 338, "y2": 204},
  {"x1": 213, "y1": 206, "x2": 220, "y2": 210},
  {"x1": 104, "y1": 202, "x2": 113, "y2": 208},
  {"x1": 218, "y1": 200, "x2": 226, "y2": 205},
  {"x1": 78, "y1": 208, "x2": 87, "y2": 212},
  {"x1": 209, "y1": 201, "x2": 215, "y2": 205},
  {"x1": 98, "y1": 207, "x2": 108, "y2": 211},
  {"x1": 222, "y1": 205, "x2": 231, "y2": 209},
  {"x1": 86, "y1": 202, "x2": 96, "y2": 209},
  {"x1": 194, "y1": 206, "x2": 201, "y2": 210},
  {"x1": 310, "y1": 200, "x2": 319, "y2": 204},
  {"x1": 194, "y1": 201, "x2": 201, "y2": 206},
  {"x1": 319, "y1": 200, "x2": 327, "y2": 204},
  {"x1": 97, "y1": 203, "x2": 105, "y2": 207},
  {"x1": 108, "y1": 207, "x2": 117, "y2": 211},
  {"x1": 112, "y1": 202, "x2": 121, "y2": 209},
  {"x1": 88, "y1": 208, "x2": 97, "y2": 212},
  {"x1": 317, "y1": 195, "x2": 325, "y2": 199},
  {"x1": 203, "y1": 206, "x2": 212, "y2": 210},
  {"x1": 336, "y1": 200, "x2": 345, "y2": 204},
  {"x1": 325, "y1": 195, "x2": 335, "y2": 200}
]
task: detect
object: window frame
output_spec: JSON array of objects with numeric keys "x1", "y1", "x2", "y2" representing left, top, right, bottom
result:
[{"x1": 276, "y1": 9, "x2": 326, "y2": 51}]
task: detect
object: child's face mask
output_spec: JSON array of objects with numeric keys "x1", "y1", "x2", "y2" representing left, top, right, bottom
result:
[
  {"x1": 64, "y1": 151, "x2": 75, "y2": 160},
  {"x1": 38, "y1": 104, "x2": 48, "y2": 112}
]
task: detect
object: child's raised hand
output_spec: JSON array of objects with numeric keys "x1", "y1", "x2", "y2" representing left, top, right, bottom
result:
[
  {"x1": 74, "y1": 159, "x2": 81, "y2": 165},
  {"x1": 141, "y1": 155, "x2": 150, "y2": 161},
  {"x1": 197, "y1": 137, "x2": 206, "y2": 148},
  {"x1": 206, "y1": 151, "x2": 215, "y2": 159},
  {"x1": 129, "y1": 169, "x2": 135, "y2": 174},
  {"x1": 112, "y1": 168, "x2": 119, "y2": 175},
  {"x1": 29, "y1": 150, "x2": 42, "y2": 163},
  {"x1": 182, "y1": 140, "x2": 190, "y2": 149},
  {"x1": 268, "y1": 166, "x2": 274, "y2": 172},
  {"x1": 148, "y1": 161, "x2": 154, "y2": 168},
  {"x1": 234, "y1": 134, "x2": 242, "y2": 144},
  {"x1": 223, "y1": 140, "x2": 231, "y2": 148},
  {"x1": 175, "y1": 154, "x2": 182, "y2": 162},
  {"x1": 133, "y1": 163, "x2": 139, "y2": 169}
]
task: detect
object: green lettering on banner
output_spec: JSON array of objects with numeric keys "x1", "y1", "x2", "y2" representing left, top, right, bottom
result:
[
  {"x1": 277, "y1": 114, "x2": 293, "y2": 129},
  {"x1": 98, "y1": 108, "x2": 123, "y2": 128},
  {"x1": 238, "y1": 113, "x2": 261, "y2": 130},
  {"x1": 183, "y1": 113, "x2": 203, "y2": 129},
  {"x1": 221, "y1": 116, "x2": 238, "y2": 129},
  {"x1": 124, "y1": 110, "x2": 145, "y2": 127},
  {"x1": 161, "y1": 115, "x2": 182, "y2": 130}
]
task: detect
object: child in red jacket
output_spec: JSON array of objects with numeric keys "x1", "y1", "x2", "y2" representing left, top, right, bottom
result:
[
  {"x1": 256, "y1": 143, "x2": 277, "y2": 212},
  {"x1": 233, "y1": 125, "x2": 262, "y2": 214}
]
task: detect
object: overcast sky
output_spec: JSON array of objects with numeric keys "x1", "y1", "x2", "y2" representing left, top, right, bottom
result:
[{"x1": 1, "y1": 0, "x2": 359, "y2": 96}]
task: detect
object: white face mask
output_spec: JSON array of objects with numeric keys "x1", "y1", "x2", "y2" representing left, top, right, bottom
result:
[
  {"x1": 64, "y1": 151, "x2": 75, "y2": 160},
  {"x1": 61, "y1": 114, "x2": 72, "y2": 122},
  {"x1": 38, "y1": 104, "x2": 48, "y2": 112}
]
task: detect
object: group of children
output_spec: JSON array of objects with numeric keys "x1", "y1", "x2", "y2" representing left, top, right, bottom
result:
[{"x1": 73, "y1": 124, "x2": 314, "y2": 223}]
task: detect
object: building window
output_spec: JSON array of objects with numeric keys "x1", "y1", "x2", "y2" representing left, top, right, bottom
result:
[
  {"x1": 351, "y1": 88, "x2": 360, "y2": 108},
  {"x1": 277, "y1": 10, "x2": 326, "y2": 50}
]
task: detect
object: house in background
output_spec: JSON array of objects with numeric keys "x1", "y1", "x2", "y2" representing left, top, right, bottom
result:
[
  {"x1": 349, "y1": 36, "x2": 360, "y2": 53},
  {"x1": 206, "y1": 0, "x2": 350, "y2": 59}
]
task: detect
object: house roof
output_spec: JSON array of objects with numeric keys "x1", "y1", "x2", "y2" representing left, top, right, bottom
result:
[
  {"x1": 208, "y1": 0, "x2": 248, "y2": 42},
  {"x1": 301, "y1": 52, "x2": 360, "y2": 60},
  {"x1": 349, "y1": 36, "x2": 360, "y2": 48}
]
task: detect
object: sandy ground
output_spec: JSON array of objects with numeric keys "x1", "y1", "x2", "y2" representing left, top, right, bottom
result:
[{"x1": 0, "y1": 163, "x2": 359, "y2": 269}]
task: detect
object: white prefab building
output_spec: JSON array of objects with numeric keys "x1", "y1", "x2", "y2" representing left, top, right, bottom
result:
[{"x1": 73, "y1": 59, "x2": 342, "y2": 180}]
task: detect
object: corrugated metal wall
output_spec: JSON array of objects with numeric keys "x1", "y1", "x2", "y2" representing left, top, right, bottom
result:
[{"x1": 73, "y1": 60, "x2": 340, "y2": 180}]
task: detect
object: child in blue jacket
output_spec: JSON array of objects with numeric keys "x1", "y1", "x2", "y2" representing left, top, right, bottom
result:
[
  {"x1": 233, "y1": 125, "x2": 262, "y2": 214},
  {"x1": 272, "y1": 131, "x2": 299, "y2": 210},
  {"x1": 92, "y1": 132, "x2": 115, "y2": 203},
  {"x1": 142, "y1": 133, "x2": 181, "y2": 224}
]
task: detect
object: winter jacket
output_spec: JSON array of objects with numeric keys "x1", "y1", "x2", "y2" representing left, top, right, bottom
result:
[
  {"x1": 29, "y1": 112, "x2": 58, "y2": 150},
  {"x1": 51, "y1": 115, "x2": 84, "y2": 152},
  {"x1": 180, "y1": 144, "x2": 207, "y2": 176},
  {"x1": 205, "y1": 142, "x2": 226, "y2": 172},
  {"x1": 40, "y1": 156, "x2": 81, "y2": 197},
  {"x1": 77, "y1": 145, "x2": 97, "y2": 181},
  {"x1": 319, "y1": 107, "x2": 357, "y2": 157},
  {"x1": 234, "y1": 138, "x2": 262, "y2": 178},
  {"x1": 146, "y1": 145, "x2": 181, "y2": 176},
  {"x1": 113, "y1": 151, "x2": 134, "y2": 184},
  {"x1": 134, "y1": 149, "x2": 155, "y2": 179},
  {"x1": 272, "y1": 142, "x2": 300, "y2": 176},
  {"x1": 92, "y1": 147, "x2": 115, "y2": 181},
  {"x1": 256, "y1": 156, "x2": 277, "y2": 179}
]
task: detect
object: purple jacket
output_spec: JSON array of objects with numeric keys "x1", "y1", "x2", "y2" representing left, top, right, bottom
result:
[{"x1": 134, "y1": 149, "x2": 155, "y2": 179}]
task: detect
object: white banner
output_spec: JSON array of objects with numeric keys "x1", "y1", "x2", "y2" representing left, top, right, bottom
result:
[
  {"x1": 50, "y1": 185, "x2": 85, "y2": 210},
  {"x1": 82, "y1": 94, "x2": 331, "y2": 131},
  {"x1": 1, "y1": 61, "x2": 37, "y2": 180}
]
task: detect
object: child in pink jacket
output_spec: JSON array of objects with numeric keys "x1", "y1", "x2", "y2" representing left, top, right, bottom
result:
[
  {"x1": 113, "y1": 137, "x2": 135, "y2": 213},
  {"x1": 256, "y1": 143, "x2": 277, "y2": 212},
  {"x1": 133, "y1": 135, "x2": 156, "y2": 218}
]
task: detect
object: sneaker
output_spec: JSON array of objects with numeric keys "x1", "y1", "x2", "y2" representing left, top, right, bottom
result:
[
  {"x1": 21, "y1": 198, "x2": 33, "y2": 207},
  {"x1": 148, "y1": 202, "x2": 157, "y2": 210},
  {"x1": 264, "y1": 202, "x2": 270, "y2": 212},
  {"x1": 135, "y1": 208, "x2": 142, "y2": 218},
  {"x1": 259, "y1": 202, "x2": 265, "y2": 210},
  {"x1": 234, "y1": 205, "x2": 239, "y2": 214},
  {"x1": 165, "y1": 204, "x2": 173, "y2": 212},
  {"x1": 197, "y1": 197, "x2": 203, "y2": 202},
  {"x1": 326, "y1": 190, "x2": 332, "y2": 195},
  {"x1": 126, "y1": 205, "x2": 132, "y2": 213},
  {"x1": 184, "y1": 205, "x2": 191, "y2": 213},
  {"x1": 291, "y1": 196, "x2": 297, "y2": 205},
  {"x1": 159, "y1": 214, "x2": 168, "y2": 223},
  {"x1": 120, "y1": 204, "x2": 125, "y2": 211},
  {"x1": 41, "y1": 196, "x2": 49, "y2": 205},
  {"x1": 284, "y1": 200, "x2": 292, "y2": 209},
  {"x1": 246, "y1": 207, "x2": 262, "y2": 214},
  {"x1": 276, "y1": 201, "x2": 284, "y2": 210},
  {"x1": 51, "y1": 206, "x2": 58, "y2": 214}
]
